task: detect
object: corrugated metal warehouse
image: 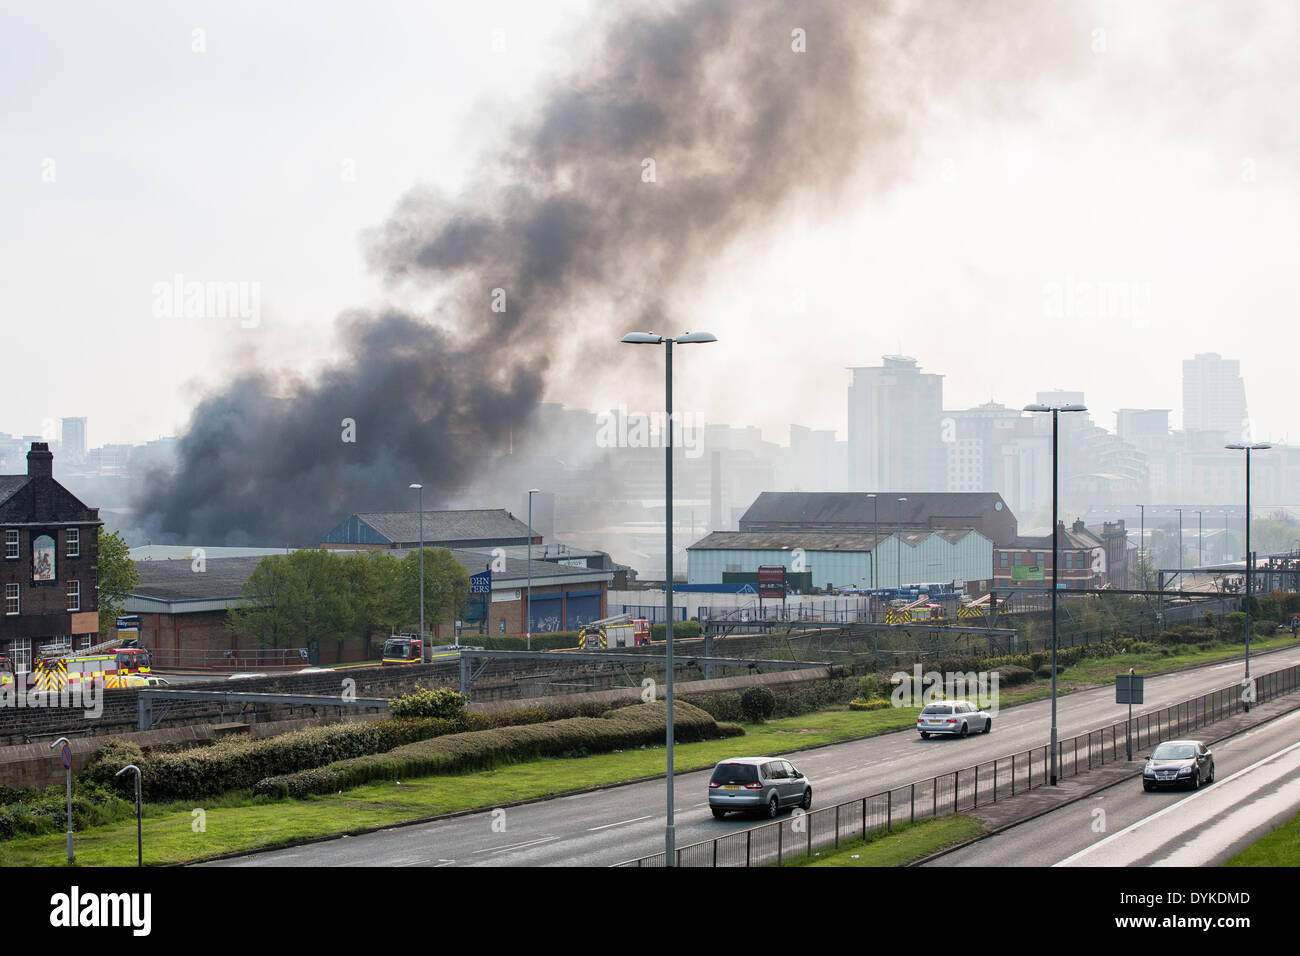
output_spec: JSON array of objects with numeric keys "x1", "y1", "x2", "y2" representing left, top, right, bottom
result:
[{"x1": 686, "y1": 529, "x2": 993, "y2": 591}]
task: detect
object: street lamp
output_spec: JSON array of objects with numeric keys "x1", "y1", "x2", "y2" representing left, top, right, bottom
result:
[
  {"x1": 622, "y1": 328, "x2": 716, "y2": 867},
  {"x1": 527, "y1": 488, "x2": 540, "y2": 650},
  {"x1": 1025, "y1": 402, "x2": 1087, "y2": 785},
  {"x1": 1226, "y1": 442, "x2": 1270, "y2": 710},
  {"x1": 409, "y1": 483, "x2": 425, "y2": 661},
  {"x1": 1138, "y1": 503, "x2": 1145, "y2": 590},
  {"x1": 1177, "y1": 508, "x2": 1183, "y2": 589},
  {"x1": 1195, "y1": 510, "x2": 1203, "y2": 569},
  {"x1": 896, "y1": 497, "x2": 908, "y2": 590}
]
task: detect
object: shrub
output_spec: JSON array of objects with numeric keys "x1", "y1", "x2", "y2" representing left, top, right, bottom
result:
[
  {"x1": 254, "y1": 700, "x2": 727, "y2": 798},
  {"x1": 390, "y1": 686, "x2": 469, "y2": 721},
  {"x1": 1035, "y1": 665, "x2": 1060, "y2": 679},
  {"x1": 847, "y1": 698, "x2": 891, "y2": 711},
  {"x1": 740, "y1": 686, "x2": 777, "y2": 723},
  {"x1": 650, "y1": 620, "x2": 701, "y2": 641},
  {"x1": 0, "y1": 782, "x2": 134, "y2": 839},
  {"x1": 1224, "y1": 612, "x2": 1247, "y2": 633},
  {"x1": 993, "y1": 664, "x2": 1034, "y2": 687}
]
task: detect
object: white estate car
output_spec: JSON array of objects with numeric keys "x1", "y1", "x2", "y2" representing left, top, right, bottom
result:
[{"x1": 917, "y1": 700, "x2": 992, "y2": 738}]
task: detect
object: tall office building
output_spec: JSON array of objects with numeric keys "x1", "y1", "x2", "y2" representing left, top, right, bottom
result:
[
  {"x1": 1183, "y1": 353, "x2": 1249, "y2": 440},
  {"x1": 847, "y1": 355, "x2": 945, "y2": 492},
  {"x1": 60, "y1": 417, "x2": 87, "y2": 461}
]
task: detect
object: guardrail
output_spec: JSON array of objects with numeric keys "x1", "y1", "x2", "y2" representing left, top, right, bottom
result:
[
  {"x1": 615, "y1": 661, "x2": 1300, "y2": 867},
  {"x1": 149, "y1": 647, "x2": 311, "y2": 670}
]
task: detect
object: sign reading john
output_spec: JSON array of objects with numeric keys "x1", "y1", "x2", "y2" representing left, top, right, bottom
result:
[{"x1": 32, "y1": 534, "x2": 56, "y2": 582}]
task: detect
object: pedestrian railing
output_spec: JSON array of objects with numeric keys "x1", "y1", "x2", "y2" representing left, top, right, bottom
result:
[{"x1": 615, "y1": 661, "x2": 1300, "y2": 867}]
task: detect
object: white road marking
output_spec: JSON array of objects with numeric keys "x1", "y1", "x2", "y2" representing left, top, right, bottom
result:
[
  {"x1": 1056, "y1": 737, "x2": 1300, "y2": 867},
  {"x1": 470, "y1": 836, "x2": 560, "y2": 855},
  {"x1": 587, "y1": 815, "x2": 654, "y2": 831}
]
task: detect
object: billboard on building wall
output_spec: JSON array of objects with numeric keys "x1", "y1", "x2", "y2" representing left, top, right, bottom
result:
[
  {"x1": 32, "y1": 535, "x2": 55, "y2": 581},
  {"x1": 1011, "y1": 564, "x2": 1044, "y2": 582}
]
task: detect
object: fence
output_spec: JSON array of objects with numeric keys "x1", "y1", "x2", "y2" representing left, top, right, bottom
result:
[
  {"x1": 701, "y1": 599, "x2": 874, "y2": 626},
  {"x1": 147, "y1": 647, "x2": 312, "y2": 671},
  {"x1": 617, "y1": 605, "x2": 688, "y2": 624},
  {"x1": 615, "y1": 661, "x2": 1300, "y2": 867}
]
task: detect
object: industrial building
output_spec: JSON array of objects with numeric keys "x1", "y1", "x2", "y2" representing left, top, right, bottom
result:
[
  {"x1": 686, "y1": 528, "x2": 993, "y2": 593},
  {"x1": 320, "y1": 509, "x2": 540, "y2": 551},
  {"x1": 739, "y1": 491, "x2": 1018, "y2": 547}
]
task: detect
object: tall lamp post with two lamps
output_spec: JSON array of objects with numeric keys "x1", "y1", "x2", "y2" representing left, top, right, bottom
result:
[{"x1": 621, "y1": 329, "x2": 716, "y2": 866}]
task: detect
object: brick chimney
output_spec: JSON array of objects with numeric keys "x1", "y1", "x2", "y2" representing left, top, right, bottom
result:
[
  {"x1": 26, "y1": 442, "x2": 53, "y2": 479},
  {"x1": 1072, "y1": 518, "x2": 1086, "y2": 534}
]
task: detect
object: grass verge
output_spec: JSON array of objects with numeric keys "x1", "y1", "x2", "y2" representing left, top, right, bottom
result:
[
  {"x1": 1222, "y1": 809, "x2": 1300, "y2": 867},
  {"x1": 781, "y1": 815, "x2": 985, "y2": 867}
]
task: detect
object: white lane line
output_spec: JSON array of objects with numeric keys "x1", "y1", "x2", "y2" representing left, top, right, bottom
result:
[
  {"x1": 587, "y1": 815, "x2": 654, "y2": 832},
  {"x1": 1055, "y1": 737, "x2": 1300, "y2": 867},
  {"x1": 471, "y1": 836, "x2": 560, "y2": 855}
]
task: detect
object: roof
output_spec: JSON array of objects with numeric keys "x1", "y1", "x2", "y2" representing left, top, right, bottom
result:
[
  {"x1": 0, "y1": 476, "x2": 28, "y2": 507},
  {"x1": 740, "y1": 492, "x2": 1011, "y2": 527},
  {"x1": 132, "y1": 556, "x2": 268, "y2": 601},
  {"x1": 323, "y1": 509, "x2": 534, "y2": 546},
  {"x1": 128, "y1": 548, "x2": 611, "y2": 610},
  {"x1": 688, "y1": 529, "x2": 979, "y2": 552}
]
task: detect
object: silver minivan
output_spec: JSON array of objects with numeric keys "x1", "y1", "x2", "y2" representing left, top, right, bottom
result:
[{"x1": 708, "y1": 757, "x2": 813, "y2": 819}]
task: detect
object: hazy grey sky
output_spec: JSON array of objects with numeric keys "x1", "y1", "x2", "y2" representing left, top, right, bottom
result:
[{"x1": 4, "y1": 0, "x2": 1298, "y2": 448}]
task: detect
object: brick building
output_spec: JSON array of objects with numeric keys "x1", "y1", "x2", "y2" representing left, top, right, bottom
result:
[
  {"x1": 994, "y1": 518, "x2": 1132, "y2": 590},
  {"x1": 0, "y1": 443, "x2": 102, "y2": 672}
]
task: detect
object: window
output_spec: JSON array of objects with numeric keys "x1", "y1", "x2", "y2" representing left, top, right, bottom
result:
[
  {"x1": 4, "y1": 583, "x2": 17, "y2": 615},
  {"x1": 67, "y1": 579, "x2": 80, "y2": 612},
  {"x1": 4, "y1": 530, "x2": 16, "y2": 560},
  {"x1": 1064, "y1": 553, "x2": 1072, "y2": 570},
  {"x1": 999, "y1": 553, "x2": 1009, "y2": 568},
  {"x1": 1036, "y1": 553, "x2": 1046, "y2": 567},
  {"x1": 67, "y1": 528, "x2": 79, "y2": 558}
]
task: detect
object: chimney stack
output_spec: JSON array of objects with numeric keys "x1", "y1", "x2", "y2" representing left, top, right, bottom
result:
[{"x1": 27, "y1": 442, "x2": 53, "y2": 480}]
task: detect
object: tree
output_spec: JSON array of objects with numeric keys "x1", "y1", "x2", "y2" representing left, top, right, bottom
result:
[
  {"x1": 399, "y1": 548, "x2": 470, "y2": 637},
  {"x1": 97, "y1": 528, "x2": 139, "y2": 637},
  {"x1": 230, "y1": 550, "x2": 353, "y2": 651},
  {"x1": 341, "y1": 550, "x2": 403, "y2": 639}
]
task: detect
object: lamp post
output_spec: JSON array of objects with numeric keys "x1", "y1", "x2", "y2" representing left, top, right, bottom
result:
[
  {"x1": 1177, "y1": 508, "x2": 1183, "y2": 589},
  {"x1": 527, "y1": 488, "x2": 540, "y2": 650},
  {"x1": 1195, "y1": 510, "x2": 1203, "y2": 569},
  {"x1": 1226, "y1": 442, "x2": 1270, "y2": 710},
  {"x1": 622, "y1": 329, "x2": 716, "y2": 866},
  {"x1": 51, "y1": 736, "x2": 73, "y2": 863},
  {"x1": 1138, "y1": 503, "x2": 1145, "y2": 590},
  {"x1": 115, "y1": 764, "x2": 143, "y2": 867},
  {"x1": 409, "y1": 484, "x2": 425, "y2": 661},
  {"x1": 1025, "y1": 402, "x2": 1086, "y2": 786}
]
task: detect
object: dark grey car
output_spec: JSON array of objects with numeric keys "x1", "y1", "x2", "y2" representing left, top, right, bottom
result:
[
  {"x1": 708, "y1": 757, "x2": 813, "y2": 819},
  {"x1": 1143, "y1": 740, "x2": 1215, "y2": 791}
]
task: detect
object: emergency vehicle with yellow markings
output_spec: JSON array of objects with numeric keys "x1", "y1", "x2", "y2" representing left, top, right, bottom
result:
[
  {"x1": 33, "y1": 639, "x2": 152, "y2": 691},
  {"x1": 576, "y1": 614, "x2": 651, "y2": 650},
  {"x1": 0, "y1": 657, "x2": 14, "y2": 687}
]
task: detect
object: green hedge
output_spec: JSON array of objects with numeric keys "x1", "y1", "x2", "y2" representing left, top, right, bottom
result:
[
  {"x1": 476, "y1": 633, "x2": 580, "y2": 651},
  {"x1": 651, "y1": 620, "x2": 701, "y2": 640},
  {"x1": 681, "y1": 675, "x2": 860, "y2": 723},
  {"x1": 82, "y1": 718, "x2": 463, "y2": 803},
  {"x1": 253, "y1": 700, "x2": 728, "y2": 798},
  {"x1": 390, "y1": 686, "x2": 469, "y2": 720}
]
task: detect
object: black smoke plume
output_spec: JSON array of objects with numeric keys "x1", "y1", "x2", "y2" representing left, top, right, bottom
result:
[{"x1": 137, "y1": 0, "x2": 1083, "y2": 546}]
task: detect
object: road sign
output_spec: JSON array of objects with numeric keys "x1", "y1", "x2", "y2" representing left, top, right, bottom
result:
[
  {"x1": 757, "y1": 565, "x2": 786, "y2": 599},
  {"x1": 61, "y1": 744, "x2": 71, "y2": 769},
  {"x1": 1116, "y1": 674, "x2": 1144, "y2": 704},
  {"x1": 469, "y1": 570, "x2": 492, "y2": 595}
]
